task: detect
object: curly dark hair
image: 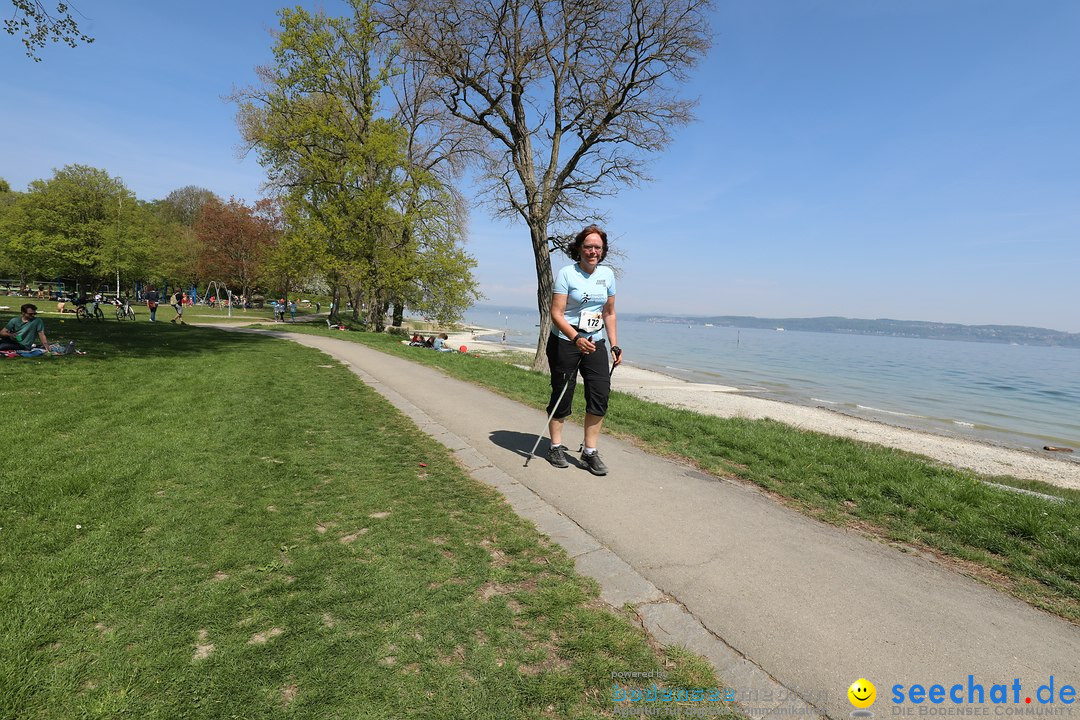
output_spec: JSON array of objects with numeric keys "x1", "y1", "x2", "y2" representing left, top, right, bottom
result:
[{"x1": 568, "y1": 224, "x2": 608, "y2": 262}]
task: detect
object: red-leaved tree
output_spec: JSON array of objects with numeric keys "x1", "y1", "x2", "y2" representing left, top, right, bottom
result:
[{"x1": 194, "y1": 197, "x2": 278, "y2": 300}]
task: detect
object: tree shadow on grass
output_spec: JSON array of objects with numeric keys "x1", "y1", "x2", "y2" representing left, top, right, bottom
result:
[{"x1": 0, "y1": 312, "x2": 283, "y2": 363}]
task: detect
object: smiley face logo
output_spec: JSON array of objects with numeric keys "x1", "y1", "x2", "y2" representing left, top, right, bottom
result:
[{"x1": 848, "y1": 678, "x2": 876, "y2": 709}]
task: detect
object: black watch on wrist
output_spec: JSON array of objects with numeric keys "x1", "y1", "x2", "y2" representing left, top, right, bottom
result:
[{"x1": 571, "y1": 334, "x2": 580, "y2": 344}]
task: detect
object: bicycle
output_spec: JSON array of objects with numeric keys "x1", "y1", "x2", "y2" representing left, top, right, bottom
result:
[
  {"x1": 113, "y1": 297, "x2": 136, "y2": 321},
  {"x1": 74, "y1": 297, "x2": 105, "y2": 321}
]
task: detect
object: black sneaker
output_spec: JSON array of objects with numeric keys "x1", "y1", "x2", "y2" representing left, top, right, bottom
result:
[
  {"x1": 580, "y1": 450, "x2": 608, "y2": 476},
  {"x1": 547, "y1": 444, "x2": 569, "y2": 468}
]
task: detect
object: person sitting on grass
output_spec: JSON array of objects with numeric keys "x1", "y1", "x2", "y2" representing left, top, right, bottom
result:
[{"x1": 1, "y1": 304, "x2": 52, "y2": 353}]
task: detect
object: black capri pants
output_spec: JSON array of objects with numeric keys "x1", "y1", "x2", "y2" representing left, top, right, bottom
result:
[{"x1": 546, "y1": 333, "x2": 611, "y2": 419}]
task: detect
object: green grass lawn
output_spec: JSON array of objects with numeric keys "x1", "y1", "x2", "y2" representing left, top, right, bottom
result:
[
  {"x1": 0, "y1": 315, "x2": 728, "y2": 719},
  {"x1": 263, "y1": 323, "x2": 1080, "y2": 624}
]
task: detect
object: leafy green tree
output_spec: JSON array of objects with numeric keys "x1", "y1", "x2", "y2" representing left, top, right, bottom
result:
[
  {"x1": 382, "y1": 54, "x2": 482, "y2": 326},
  {"x1": 151, "y1": 186, "x2": 220, "y2": 289},
  {"x1": 145, "y1": 201, "x2": 199, "y2": 290},
  {"x1": 233, "y1": 0, "x2": 479, "y2": 331},
  {"x1": 262, "y1": 231, "x2": 322, "y2": 309},
  {"x1": 0, "y1": 180, "x2": 23, "y2": 281},
  {"x1": 160, "y1": 185, "x2": 219, "y2": 227},
  {"x1": 121, "y1": 200, "x2": 171, "y2": 290},
  {"x1": 4, "y1": 1, "x2": 94, "y2": 61},
  {"x1": 0, "y1": 165, "x2": 154, "y2": 291}
]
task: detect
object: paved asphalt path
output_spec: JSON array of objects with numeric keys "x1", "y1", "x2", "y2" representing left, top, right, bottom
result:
[{"x1": 263, "y1": 331, "x2": 1080, "y2": 719}]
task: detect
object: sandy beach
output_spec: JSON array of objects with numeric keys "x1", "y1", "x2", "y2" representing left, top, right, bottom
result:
[{"x1": 446, "y1": 328, "x2": 1080, "y2": 491}]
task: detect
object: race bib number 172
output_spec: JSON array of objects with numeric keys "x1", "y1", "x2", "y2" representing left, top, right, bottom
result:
[{"x1": 579, "y1": 310, "x2": 603, "y2": 332}]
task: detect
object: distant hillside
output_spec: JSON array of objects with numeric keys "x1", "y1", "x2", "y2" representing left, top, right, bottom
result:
[{"x1": 632, "y1": 315, "x2": 1080, "y2": 348}]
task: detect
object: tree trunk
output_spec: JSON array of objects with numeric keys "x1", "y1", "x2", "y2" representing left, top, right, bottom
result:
[
  {"x1": 373, "y1": 299, "x2": 388, "y2": 332},
  {"x1": 330, "y1": 282, "x2": 342, "y2": 320},
  {"x1": 391, "y1": 302, "x2": 403, "y2": 328},
  {"x1": 347, "y1": 284, "x2": 360, "y2": 323},
  {"x1": 529, "y1": 221, "x2": 554, "y2": 372}
]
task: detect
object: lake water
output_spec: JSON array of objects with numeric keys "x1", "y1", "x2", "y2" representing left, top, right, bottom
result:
[{"x1": 464, "y1": 305, "x2": 1080, "y2": 459}]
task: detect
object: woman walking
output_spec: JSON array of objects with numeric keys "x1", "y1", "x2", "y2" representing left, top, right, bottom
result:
[{"x1": 546, "y1": 224, "x2": 622, "y2": 475}]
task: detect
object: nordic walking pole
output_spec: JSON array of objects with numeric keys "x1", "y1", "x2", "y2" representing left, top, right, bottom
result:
[
  {"x1": 524, "y1": 353, "x2": 586, "y2": 467},
  {"x1": 609, "y1": 345, "x2": 622, "y2": 378}
]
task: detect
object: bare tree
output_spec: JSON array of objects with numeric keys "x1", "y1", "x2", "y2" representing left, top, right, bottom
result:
[{"x1": 379, "y1": 0, "x2": 712, "y2": 369}]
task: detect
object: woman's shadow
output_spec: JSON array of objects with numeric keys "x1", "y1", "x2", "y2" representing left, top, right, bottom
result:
[{"x1": 488, "y1": 429, "x2": 584, "y2": 468}]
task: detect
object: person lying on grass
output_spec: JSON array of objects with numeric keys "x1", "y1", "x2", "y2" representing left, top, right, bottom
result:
[
  {"x1": 0, "y1": 304, "x2": 52, "y2": 354},
  {"x1": 433, "y1": 333, "x2": 454, "y2": 352}
]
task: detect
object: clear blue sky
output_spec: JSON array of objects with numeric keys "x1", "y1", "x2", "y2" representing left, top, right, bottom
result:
[{"x1": 3, "y1": 1, "x2": 1077, "y2": 332}]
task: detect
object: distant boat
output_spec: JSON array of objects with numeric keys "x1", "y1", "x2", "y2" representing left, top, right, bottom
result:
[
  {"x1": 704, "y1": 323, "x2": 713, "y2": 327},
  {"x1": 775, "y1": 327, "x2": 785, "y2": 332}
]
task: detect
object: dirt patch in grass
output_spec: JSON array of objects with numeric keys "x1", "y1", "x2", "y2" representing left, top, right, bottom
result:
[
  {"x1": 479, "y1": 538, "x2": 511, "y2": 566},
  {"x1": 479, "y1": 582, "x2": 514, "y2": 600},
  {"x1": 248, "y1": 627, "x2": 284, "y2": 645},
  {"x1": 339, "y1": 528, "x2": 368, "y2": 544},
  {"x1": 368, "y1": 511, "x2": 391, "y2": 519},
  {"x1": 193, "y1": 629, "x2": 214, "y2": 660},
  {"x1": 437, "y1": 645, "x2": 466, "y2": 665},
  {"x1": 281, "y1": 683, "x2": 298, "y2": 706}
]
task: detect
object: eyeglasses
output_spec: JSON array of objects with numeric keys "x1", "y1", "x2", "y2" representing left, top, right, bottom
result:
[{"x1": 582, "y1": 246, "x2": 604, "y2": 253}]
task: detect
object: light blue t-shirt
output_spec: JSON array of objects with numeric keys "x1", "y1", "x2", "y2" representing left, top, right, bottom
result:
[{"x1": 552, "y1": 263, "x2": 617, "y2": 341}]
